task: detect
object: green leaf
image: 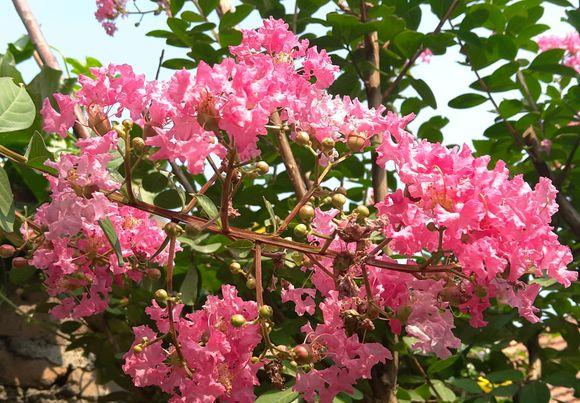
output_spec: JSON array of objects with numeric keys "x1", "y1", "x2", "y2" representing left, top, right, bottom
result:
[
  {"x1": 199, "y1": 0, "x2": 219, "y2": 16},
  {"x1": 0, "y1": 167, "x2": 15, "y2": 233},
  {"x1": 0, "y1": 77, "x2": 36, "y2": 133},
  {"x1": 255, "y1": 388, "x2": 299, "y2": 403},
  {"x1": 181, "y1": 11, "x2": 205, "y2": 22},
  {"x1": 219, "y1": 4, "x2": 253, "y2": 30},
  {"x1": 228, "y1": 239, "x2": 254, "y2": 259},
  {"x1": 410, "y1": 78, "x2": 436, "y2": 108},
  {"x1": 179, "y1": 267, "x2": 199, "y2": 305},
  {"x1": 0, "y1": 51, "x2": 23, "y2": 83},
  {"x1": 263, "y1": 196, "x2": 278, "y2": 231},
  {"x1": 427, "y1": 355, "x2": 459, "y2": 375},
  {"x1": 517, "y1": 381, "x2": 550, "y2": 403},
  {"x1": 154, "y1": 189, "x2": 184, "y2": 209},
  {"x1": 530, "y1": 48, "x2": 566, "y2": 69},
  {"x1": 162, "y1": 58, "x2": 195, "y2": 70},
  {"x1": 24, "y1": 131, "x2": 51, "y2": 169},
  {"x1": 448, "y1": 93, "x2": 488, "y2": 109},
  {"x1": 498, "y1": 99, "x2": 523, "y2": 118},
  {"x1": 448, "y1": 378, "x2": 482, "y2": 394},
  {"x1": 98, "y1": 218, "x2": 124, "y2": 266},
  {"x1": 486, "y1": 369, "x2": 524, "y2": 383},
  {"x1": 393, "y1": 31, "x2": 424, "y2": 58},
  {"x1": 429, "y1": 380, "x2": 456, "y2": 402},
  {"x1": 27, "y1": 66, "x2": 62, "y2": 107},
  {"x1": 195, "y1": 194, "x2": 219, "y2": 220}
]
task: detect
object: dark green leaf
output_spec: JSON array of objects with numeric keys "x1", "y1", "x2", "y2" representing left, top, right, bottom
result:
[
  {"x1": 517, "y1": 381, "x2": 550, "y2": 403},
  {"x1": 195, "y1": 194, "x2": 219, "y2": 221},
  {"x1": 410, "y1": 78, "x2": 436, "y2": 108},
  {"x1": 448, "y1": 93, "x2": 487, "y2": 109}
]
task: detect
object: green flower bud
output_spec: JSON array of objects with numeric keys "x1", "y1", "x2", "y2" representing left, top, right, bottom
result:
[{"x1": 230, "y1": 314, "x2": 247, "y2": 328}]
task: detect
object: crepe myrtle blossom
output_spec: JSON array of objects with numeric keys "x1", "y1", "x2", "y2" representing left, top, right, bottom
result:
[
  {"x1": 122, "y1": 285, "x2": 262, "y2": 403},
  {"x1": 94, "y1": 0, "x2": 128, "y2": 35},
  {"x1": 24, "y1": 133, "x2": 170, "y2": 319},
  {"x1": 31, "y1": 17, "x2": 577, "y2": 402}
]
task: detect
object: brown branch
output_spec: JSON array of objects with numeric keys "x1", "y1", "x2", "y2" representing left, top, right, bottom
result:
[
  {"x1": 271, "y1": 112, "x2": 307, "y2": 199},
  {"x1": 170, "y1": 161, "x2": 195, "y2": 194},
  {"x1": 12, "y1": 0, "x2": 90, "y2": 139},
  {"x1": 220, "y1": 151, "x2": 236, "y2": 233},
  {"x1": 360, "y1": 1, "x2": 388, "y2": 203},
  {"x1": 165, "y1": 235, "x2": 193, "y2": 377},
  {"x1": 254, "y1": 243, "x2": 264, "y2": 306}
]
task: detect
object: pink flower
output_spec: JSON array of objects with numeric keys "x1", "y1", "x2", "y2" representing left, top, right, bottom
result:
[
  {"x1": 95, "y1": 0, "x2": 127, "y2": 36},
  {"x1": 281, "y1": 283, "x2": 316, "y2": 316},
  {"x1": 123, "y1": 285, "x2": 262, "y2": 402},
  {"x1": 41, "y1": 94, "x2": 78, "y2": 137}
]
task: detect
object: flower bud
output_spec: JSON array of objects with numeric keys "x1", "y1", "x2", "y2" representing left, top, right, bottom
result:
[
  {"x1": 251, "y1": 356, "x2": 260, "y2": 364},
  {"x1": 154, "y1": 289, "x2": 169, "y2": 303},
  {"x1": 293, "y1": 224, "x2": 309, "y2": 238},
  {"x1": 321, "y1": 138, "x2": 335, "y2": 151},
  {"x1": 145, "y1": 268, "x2": 162, "y2": 280},
  {"x1": 12, "y1": 257, "x2": 28, "y2": 269},
  {"x1": 354, "y1": 205, "x2": 370, "y2": 219},
  {"x1": 133, "y1": 344, "x2": 143, "y2": 353},
  {"x1": 426, "y1": 222, "x2": 438, "y2": 232},
  {"x1": 87, "y1": 104, "x2": 111, "y2": 136},
  {"x1": 131, "y1": 137, "x2": 147, "y2": 154},
  {"x1": 229, "y1": 262, "x2": 242, "y2": 273},
  {"x1": 322, "y1": 196, "x2": 332, "y2": 205},
  {"x1": 256, "y1": 161, "x2": 270, "y2": 175},
  {"x1": 336, "y1": 186, "x2": 347, "y2": 195},
  {"x1": 295, "y1": 131, "x2": 310, "y2": 146},
  {"x1": 346, "y1": 132, "x2": 366, "y2": 152},
  {"x1": 331, "y1": 193, "x2": 346, "y2": 209},
  {"x1": 230, "y1": 314, "x2": 247, "y2": 328},
  {"x1": 298, "y1": 205, "x2": 315, "y2": 222},
  {"x1": 259, "y1": 305, "x2": 273, "y2": 319},
  {"x1": 246, "y1": 278, "x2": 256, "y2": 290},
  {"x1": 0, "y1": 244, "x2": 16, "y2": 258},
  {"x1": 164, "y1": 222, "x2": 184, "y2": 237},
  {"x1": 293, "y1": 344, "x2": 313, "y2": 365},
  {"x1": 122, "y1": 119, "x2": 134, "y2": 132}
]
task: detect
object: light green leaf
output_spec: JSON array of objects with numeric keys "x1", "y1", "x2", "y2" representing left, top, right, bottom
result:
[
  {"x1": 0, "y1": 77, "x2": 36, "y2": 133},
  {"x1": 195, "y1": 194, "x2": 219, "y2": 220},
  {"x1": 0, "y1": 167, "x2": 15, "y2": 233},
  {"x1": 25, "y1": 131, "x2": 52, "y2": 168},
  {"x1": 263, "y1": 197, "x2": 278, "y2": 231},
  {"x1": 255, "y1": 388, "x2": 299, "y2": 403},
  {"x1": 98, "y1": 217, "x2": 124, "y2": 266}
]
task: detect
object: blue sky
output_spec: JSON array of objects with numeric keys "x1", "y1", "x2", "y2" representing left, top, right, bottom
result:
[{"x1": 0, "y1": 0, "x2": 572, "y2": 146}]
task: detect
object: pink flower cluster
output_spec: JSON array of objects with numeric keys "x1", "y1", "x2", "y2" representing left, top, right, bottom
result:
[
  {"x1": 40, "y1": 18, "x2": 412, "y2": 173},
  {"x1": 122, "y1": 285, "x2": 261, "y2": 402},
  {"x1": 25, "y1": 133, "x2": 169, "y2": 319},
  {"x1": 295, "y1": 292, "x2": 391, "y2": 401},
  {"x1": 95, "y1": 0, "x2": 127, "y2": 35},
  {"x1": 375, "y1": 135, "x2": 576, "y2": 327},
  {"x1": 537, "y1": 32, "x2": 580, "y2": 72}
]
